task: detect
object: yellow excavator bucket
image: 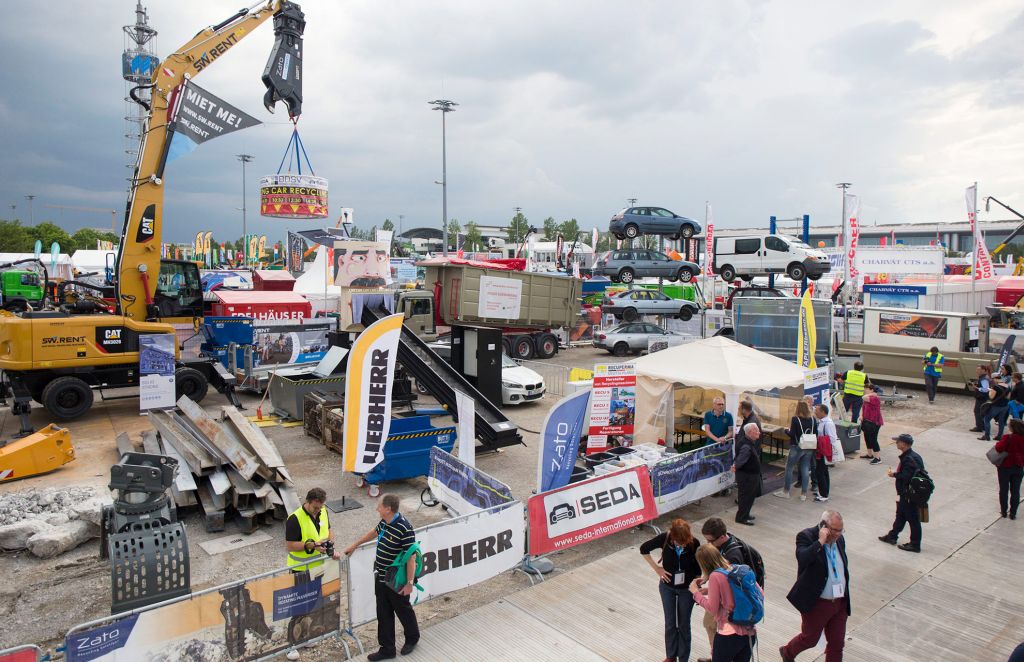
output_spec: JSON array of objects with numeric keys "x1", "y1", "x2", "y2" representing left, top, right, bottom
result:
[{"x1": 0, "y1": 424, "x2": 75, "y2": 482}]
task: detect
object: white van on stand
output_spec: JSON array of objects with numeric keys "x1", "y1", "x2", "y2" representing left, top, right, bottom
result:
[{"x1": 712, "y1": 234, "x2": 831, "y2": 282}]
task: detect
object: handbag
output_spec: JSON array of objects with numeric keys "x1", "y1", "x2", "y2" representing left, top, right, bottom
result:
[
  {"x1": 986, "y1": 445, "x2": 1008, "y2": 466},
  {"x1": 798, "y1": 419, "x2": 817, "y2": 450}
]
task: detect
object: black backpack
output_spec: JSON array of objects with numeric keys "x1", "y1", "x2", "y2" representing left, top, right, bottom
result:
[
  {"x1": 905, "y1": 468, "x2": 935, "y2": 507},
  {"x1": 723, "y1": 535, "x2": 765, "y2": 588}
]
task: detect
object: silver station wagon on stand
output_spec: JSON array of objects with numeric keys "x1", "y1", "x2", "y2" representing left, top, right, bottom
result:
[
  {"x1": 601, "y1": 289, "x2": 700, "y2": 321},
  {"x1": 592, "y1": 249, "x2": 699, "y2": 284}
]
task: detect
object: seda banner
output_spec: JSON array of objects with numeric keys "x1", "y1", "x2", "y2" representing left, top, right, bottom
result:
[{"x1": 527, "y1": 465, "x2": 657, "y2": 556}]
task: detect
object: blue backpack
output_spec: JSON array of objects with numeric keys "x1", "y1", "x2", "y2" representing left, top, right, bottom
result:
[{"x1": 715, "y1": 564, "x2": 764, "y2": 627}]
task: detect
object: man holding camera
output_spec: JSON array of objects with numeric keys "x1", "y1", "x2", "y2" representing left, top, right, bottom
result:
[{"x1": 285, "y1": 487, "x2": 339, "y2": 575}]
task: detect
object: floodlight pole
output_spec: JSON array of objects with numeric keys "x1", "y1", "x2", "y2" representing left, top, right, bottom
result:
[
  {"x1": 837, "y1": 182, "x2": 852, "y2": 340},
  {"x1": 430, "y1": 99, "x2": 458, "y2": 256},
  {"x1": 238, "y1": 154, "x2": 254, "y2": 266}
]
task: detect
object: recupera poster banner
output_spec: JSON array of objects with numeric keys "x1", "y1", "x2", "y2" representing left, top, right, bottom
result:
[
  {"x1": 649, "y1": 442, "x2": 735, "y2": 515},
  {"x1": 586, "y1": 363, "x2": 636, "y2": 453},
  {"x1": 878, "y1": 312, "x2": 948, "y2": 339},
  {"x1": 64, "y1": 563, "x2": 341, "y2": 661},
  {"x1": 139, "y1": 334, "x2": 176, "y2": 411},
  {"x1": 347, "y1": 502, "x2": 525, "y2": 627},
  {"x1": 527, "y1": 465, "x2": 658, "y2": 555}
]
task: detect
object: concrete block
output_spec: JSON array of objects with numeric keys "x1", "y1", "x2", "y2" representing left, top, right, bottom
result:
[
  {"x1": 0, "y1": 520, "x2": 53, "y2": 551},
  {"x1": 26, "y1": 520, "x2": 99, "y2": 559}
]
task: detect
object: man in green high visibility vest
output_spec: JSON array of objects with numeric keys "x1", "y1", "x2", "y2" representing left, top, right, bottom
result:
[
  {"x1": 922, "y1": 346, "x2": 944, "y2": 404},
  {"x1": 285, "y1": 487, "x2": 339, "y2": 574},
  {"x1": 837, "y1": 362, "x2": 868, "y2": 423}
]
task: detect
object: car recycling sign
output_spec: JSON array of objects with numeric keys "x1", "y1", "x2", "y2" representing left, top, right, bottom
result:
[{"x1": 527, "y1": 465, "x2": 658, "y2": 555}]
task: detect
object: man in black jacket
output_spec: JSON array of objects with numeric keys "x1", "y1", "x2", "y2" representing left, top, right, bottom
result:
[
  {"x1": 780, "y1": 510, "x2": 851, "y2": 662},
  {"x1": 732, "y1": 422, "x2": 762, "y2": 526},
  {"x1": 879, "y1": 433, "x2": 925, "y2": 552}
]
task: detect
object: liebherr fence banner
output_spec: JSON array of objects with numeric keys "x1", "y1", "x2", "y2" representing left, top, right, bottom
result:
[{"x1": 347, "y1": 502, "x2": 526, "y2": 627}]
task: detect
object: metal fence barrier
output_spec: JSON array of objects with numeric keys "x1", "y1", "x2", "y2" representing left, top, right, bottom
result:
[{"x1": 512, "y1": 358, "x2": 572, "y2": 397}]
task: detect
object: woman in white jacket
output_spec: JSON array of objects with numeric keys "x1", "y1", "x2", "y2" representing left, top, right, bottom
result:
[{"x1": 813, "y1": 404, "x2": 839, "y2": 503}]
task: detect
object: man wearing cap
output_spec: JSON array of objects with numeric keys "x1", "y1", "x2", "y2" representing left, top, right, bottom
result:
[{"x1": 879, "y1": 434, "x2": 925, "y2": 552}]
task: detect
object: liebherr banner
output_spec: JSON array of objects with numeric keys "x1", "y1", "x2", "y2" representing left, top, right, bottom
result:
[{"x1": 342, "y1": 313, "x2": 403, "y2": 473}]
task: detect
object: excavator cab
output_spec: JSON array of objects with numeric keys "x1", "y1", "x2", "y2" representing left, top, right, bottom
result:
[{"x1": 154, "y1": 259, "x2": 203, "y2": 321}]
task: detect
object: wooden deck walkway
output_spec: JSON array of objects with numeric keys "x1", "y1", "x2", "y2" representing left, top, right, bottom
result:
[{"x1": 352, "y1": 413, "x2": 1024, "y2": 661}]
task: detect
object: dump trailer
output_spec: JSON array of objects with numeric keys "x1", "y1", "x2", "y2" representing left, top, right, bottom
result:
[{"x1": 397, "y1": 262, "x2": 581, "y2": 359}]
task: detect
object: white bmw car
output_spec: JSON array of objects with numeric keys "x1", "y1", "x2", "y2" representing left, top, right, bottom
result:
[{"x1": 501, "y1": 354, "x2": 546, "y2": 405}]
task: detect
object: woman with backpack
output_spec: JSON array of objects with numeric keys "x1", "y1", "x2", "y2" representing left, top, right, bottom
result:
[
  {"x1": 689, "y1": 543, "x2": 762, "y2": 662},
  {"x1": 994, "y1": 418, "x2": 1024, "y2": 519},
  {"x1": 775, "y1": 400, "x2": 816, "y2": 501},
  {"x1": 641, "y1": 519, "x2": 701, "y2": 662}
]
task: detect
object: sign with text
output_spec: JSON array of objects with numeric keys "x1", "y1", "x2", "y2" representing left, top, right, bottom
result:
[
  {"x1": 649, "y1": 442, "x2": 735, "y2": 515},
  {"x1": 528, "y1": 465, "x2": 658, "y2": 555},
  {"x1": 879, "y1": 312, "x2": 948, "y2": 340},
  {"x1": 348, "y1": 503, "x2": 525, "y2": 627},
  {"x1": 65, "y1": 563, "x2": 340, "y2": 661},
  {"x1": 139, "y1": 334, "x2": 176, "y2": 411},
  {"x1": 854, "y1": 248, "x2": 944, "y2": 275},
  {"x1": 478, "y1": 275, "x2": 523, "y2": 319},
  {"x1": 587, "y1": 363, "x2": 636, "y2": 453}
]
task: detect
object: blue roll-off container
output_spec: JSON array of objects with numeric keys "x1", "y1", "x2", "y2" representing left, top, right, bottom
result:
[{"x1": 357, "y1": 414, "x2": 456, "y2": 496}]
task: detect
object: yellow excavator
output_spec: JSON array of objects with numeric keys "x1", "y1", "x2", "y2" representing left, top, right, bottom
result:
[{"x1": 0, "y1": 1, "x2": 305, "y2": 443}]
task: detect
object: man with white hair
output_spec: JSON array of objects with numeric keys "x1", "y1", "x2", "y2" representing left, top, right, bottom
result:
[
  {"x1": 780, "y1": 510, "x2": 851, "y2": 662},
  {"x1": 732, "y1": 421, "x2": 762, "y2": 526}
]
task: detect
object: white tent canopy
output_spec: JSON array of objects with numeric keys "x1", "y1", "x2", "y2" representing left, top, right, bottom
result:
[
  {"x1": 633, "y1": 336, "x2": 806, "y2": 393},
  {"x1": 632, "y1": 336, "x2": 807, "y2": 442},
  {"x1": 0, "y1": 252, "x2": 74, "y2": 281}
]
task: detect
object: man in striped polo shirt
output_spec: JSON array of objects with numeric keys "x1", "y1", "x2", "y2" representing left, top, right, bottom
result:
[{"x1": 345, "y1": 494, "x2": 420, "y2": 660}]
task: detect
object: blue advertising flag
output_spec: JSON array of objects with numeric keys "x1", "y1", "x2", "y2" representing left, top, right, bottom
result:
[{"x1": 536, "y1": 388, "x2": 591, "y2": 493}]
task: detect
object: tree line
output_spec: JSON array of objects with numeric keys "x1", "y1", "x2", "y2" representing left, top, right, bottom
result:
[{"x1": 0, "y1": 219, "x2": 119, "y2": 254}]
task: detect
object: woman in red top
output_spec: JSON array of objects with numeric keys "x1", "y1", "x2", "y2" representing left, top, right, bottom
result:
[
  {"x1": 860, "y1": 391, "x2": 883, "y2": 463},
  {"x1": 995, "y1": 418, "x2": 1024, "y2": 519}
]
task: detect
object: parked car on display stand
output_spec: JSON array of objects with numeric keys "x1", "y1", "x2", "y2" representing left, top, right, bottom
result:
[
  {"x1": 601, "y1": 289, "x2": 700, "y2": 321},
  {"x1": 609, "y1": 207, "x2": 702, "y2": 240},
  {"x1": 593, "y1": 322, "x2": 681, "y2": 356},
  {"x1": 725, "y1": 285, "x2": 788, "y2": 309},
  {"x1": 592, "y1": 249, "x2": 699, "y2": 284},
  {"x1": 713, "y1": 234, "x2": 831, "y2": 282}
]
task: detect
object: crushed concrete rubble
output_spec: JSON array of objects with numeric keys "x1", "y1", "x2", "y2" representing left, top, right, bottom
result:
[{"x1": 0, "y1": 486, "x2": 110, "y2": 557}]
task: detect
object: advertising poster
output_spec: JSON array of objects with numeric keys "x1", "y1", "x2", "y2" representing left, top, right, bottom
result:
[
  {"x1": 649, "y1": 442, "x2": 735, "y2": 515},
  {"x1": 342, "y1": 314, "x2": 403, "y2": 473},
  {"x1": 587, "y1": 363, "x2": 636, "y2": 453},
  {"x1": 863, "y1": 284, "x2": 926, "y2": 309},
  {"x1": 537, "y1": 389, "x2": 591, "y2": 492},
  {"x1": 527, "y1": 465, "x2": 658, "y2": 555},
  {"x1": 139, "y1": 334, "x2": 176, "y2": 411},
  {"x1": 478, "y1": 276, "x2": 523, "y2": 319},
  {"x1": 427, "y1": 447, "x2": 515, "y2": 516},
  {"x1": 855, "y1": 249, "x2": 944, "y2": 275},
  {"x1": 332, "y1": 240, "x2": 390, "y2": 287},
  {"x1": 704, "y1": 222, "x2": 714, "y2": 276},
  {"x1": 252, "y1": 320, "x2": 331, "y2": 366},
  {"x1": 879, "y1": 312, "x2": 948, "y2": 340},
  {"x1": 348, "y1": 503, "x2": 525, "y2": 627},
  {"x1": 390, "y1": 258, "x2": 419, "y2": 283},
  {"x1": 165, "y1": 80, "x2": 261, "y2": 165},
  {"x1": 286, "y1": 231, "x2": 307, "y2": 276},
  {"x1": 65, "y1": 563, "x2": 341, "y2": 661},
  {"x1": 804, "y1": 366, "x2": 831, "y2": 406}
]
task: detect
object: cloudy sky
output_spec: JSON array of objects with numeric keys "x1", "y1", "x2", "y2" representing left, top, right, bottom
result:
[{"x1": 1, "y1": 0, "x2": 1022, "y2": 243}]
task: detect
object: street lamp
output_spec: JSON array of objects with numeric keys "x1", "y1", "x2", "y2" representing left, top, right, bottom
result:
[
  {"x1": 237, "y1": 154, "x2": 254, "y2": 265},
  {"x1": 24, "y1": 195, "x2": 35, "y2": 225},
  {"x1": 429, "y1": 99, "x2": 457, "y2": 256},
  {"x1": 627, "y1": 197, "x2": 637, "y2": 207}
]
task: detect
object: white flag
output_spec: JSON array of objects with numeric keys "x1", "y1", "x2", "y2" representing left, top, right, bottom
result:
[
  {"x1": 455, "y1": 390, "x2": 476, "y2": 467},
  {"x1": 592, "y1": 227, "x2": 599, "y2": 253},
  {"x1": 967, "y1": 184, "x2": 993, "y2": 280}
]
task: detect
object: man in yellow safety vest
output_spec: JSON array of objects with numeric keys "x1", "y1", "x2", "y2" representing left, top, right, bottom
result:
[
  {"x1": 922, "y1": 346, "x2": 944, "y2": 404},
  {"x1": 285, "y1": 487, "x2": 339, "y2": 574},
  {"x1": 838, "y1": 361, "x2": 868, "y2": 423}
]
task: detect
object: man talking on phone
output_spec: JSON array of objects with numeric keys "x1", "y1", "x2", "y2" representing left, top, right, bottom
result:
[{"x1": 780, "y1": 510, "x2": 851, "y2": 662}]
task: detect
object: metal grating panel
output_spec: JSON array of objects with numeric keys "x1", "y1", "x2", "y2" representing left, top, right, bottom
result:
[{"x1": 109, "y1": 520, "x2": 190, "y2": 614}]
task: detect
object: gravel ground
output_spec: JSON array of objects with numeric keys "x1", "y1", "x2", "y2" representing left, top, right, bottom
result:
[{"x1": 0, "y1": 344, "x2": 971, "y2": 656}]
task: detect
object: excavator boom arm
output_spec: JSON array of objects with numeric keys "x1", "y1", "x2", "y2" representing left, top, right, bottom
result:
[{"x1": 115, "y1": 1, "x2": 305, "y2": 321}]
